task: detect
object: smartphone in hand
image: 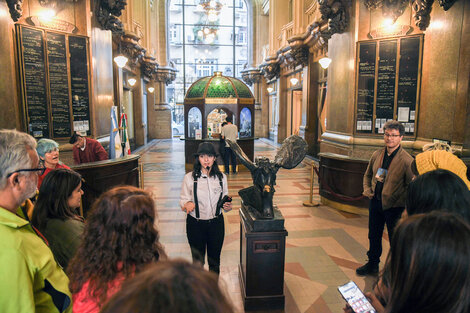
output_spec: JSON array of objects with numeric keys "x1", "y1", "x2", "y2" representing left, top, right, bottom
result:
[{"x1": 338, "y1": 281, "x2": 376, "y2": 313}]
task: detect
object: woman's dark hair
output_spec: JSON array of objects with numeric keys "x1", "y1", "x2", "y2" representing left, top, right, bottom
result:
[
  {"x1": 32, "y1": 168, "x2": 82, "y2": 231},
  {"x1": 406, "y1": 169, "x2": 470, "y2": 223},
  {"x1": 100, "y1": 259, "x2": 235, "y2": 313},
  {"x1": 383, "y1": 212, "x2": 470, "y2": 313},
  {"x1": 192, "y1": 155, "x2": 223, "y2": 181},
  {"x1": 68, "y1": 186, "x2": 166, "y2": 306}
]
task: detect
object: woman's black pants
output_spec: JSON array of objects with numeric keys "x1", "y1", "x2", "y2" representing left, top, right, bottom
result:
[{"x1": 186, "y1": 214, "x2": 225, "y2": 274}]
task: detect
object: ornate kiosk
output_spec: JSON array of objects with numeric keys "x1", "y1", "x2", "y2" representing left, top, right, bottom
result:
[{"x1": 183, "y1": 72, "x2": 255, "y2": 170}]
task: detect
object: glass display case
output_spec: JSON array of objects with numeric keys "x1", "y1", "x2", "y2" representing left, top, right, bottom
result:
[{"x1": 183, "y1": 72, "x2": 255, "y2": 170}]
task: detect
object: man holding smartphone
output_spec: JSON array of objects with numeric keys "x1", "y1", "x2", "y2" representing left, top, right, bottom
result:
[{"x1": 356, "y1": 121, "x2": 413, "y2": 276}]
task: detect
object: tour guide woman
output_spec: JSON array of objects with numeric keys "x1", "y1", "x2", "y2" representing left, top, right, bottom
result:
[{"x1": 180, "y1": 142, "x2": 232, "y2": 274}]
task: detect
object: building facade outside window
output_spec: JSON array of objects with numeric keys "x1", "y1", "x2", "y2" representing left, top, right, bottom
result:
[{"x1": 167, "y1": 0, "x2": 249, "y2": 134}]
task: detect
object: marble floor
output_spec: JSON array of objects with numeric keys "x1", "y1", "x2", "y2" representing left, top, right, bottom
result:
[{"x1": 138, "y1": 138, "x2": 389, "y2": 313}]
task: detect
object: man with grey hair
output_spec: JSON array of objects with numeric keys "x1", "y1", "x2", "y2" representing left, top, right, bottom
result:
[{"x1": 0, "y1": 129, "x2": 72, "y2": 312}]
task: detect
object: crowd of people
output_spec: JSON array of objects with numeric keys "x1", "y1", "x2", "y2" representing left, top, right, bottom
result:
[
  {"x1": 351, "y1": 120, "x2": 470, "y2": 313},
  {"x1": 0, "y1": 129, "x2": 234, "y2": 313},
  {"x1": 1, "y1": 122, "x2": 470, "y2": 313}
]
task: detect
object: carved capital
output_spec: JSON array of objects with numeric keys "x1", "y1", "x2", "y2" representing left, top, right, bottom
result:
[
  {"x1": 96, "y1": 0, "x2": 127, "y2": 35},
  {"x1": 39, "y1": 0, "x2": 78, "y2": 8},
  {"x1": 290, "y1": 45, "x2": 309, "y2": 68},
  {"x1": 438, "y1": 0, "x2": 457, "y2": 10},
  {"x1": 6, "y1": 0, "x2": 23, "y2": 22},
  {"x1": 382, "y1": 0, "x2": 409, "y2": 22},
  {"x1": 364, "y1": 0, "x2": 383, "y2": 10},
  {"x1": 259, "y1": 56, "x2": 281, "y2": 81},
  {"x1": 412, "y1": 0, "x2": 434, "y2": 31},
  {"x1": 319, "y1": 0, "x2": 350, "y2": 40},
  {"x1": 140, "y1": 54, "x2": 159, "y2": 80},
  {"x1": 240, "y1": 68, "x2": 262, "y2": 86},
  {"x1": 120, "y1": 32, "x2": 145, "y2": 68},
  {"x1": 155, "y1": 66, "x2": 178, "y2": 85}
]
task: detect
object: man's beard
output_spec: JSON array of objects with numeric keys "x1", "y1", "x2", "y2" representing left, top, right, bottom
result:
[{"x1": 20, "y1": 178, "x2": 37, "y2": 204}]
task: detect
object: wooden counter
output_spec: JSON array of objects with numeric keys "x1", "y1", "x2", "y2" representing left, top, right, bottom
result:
[{"x1": 71, "y1": 155, "x2": 141, "y2": 217}]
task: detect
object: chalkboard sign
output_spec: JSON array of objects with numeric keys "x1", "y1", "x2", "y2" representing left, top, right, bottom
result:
[
  {"x1": 356, "y1": 41, "x2": 376, "y2": 133},
  {"x1": 46, "y1": 33, "x2": 72, "y2": 138},
  {"x1": 17, "y1": 25, "x2": 91, "y2": 139},
  {"x1": 375, "y1": 40, "x2": 397, "y2": 133},
  {"x1": 396, "y1": 37, "x2": 420, "y2": 134},
  {"x1": 20, "y1": 27, "x2": 50, "y2": 138},
  {"x1": 355, "y1": 36, "x2": 422, "y2": 136},
  {"x1": 69, "y1": 36, "x2": 91, "y2": 135}
]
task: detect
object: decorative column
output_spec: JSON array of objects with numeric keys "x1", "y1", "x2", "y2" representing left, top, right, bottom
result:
[
  {"x1": 149, "y1": 66, "x2": 178, "y2": 139},
  {"x1": 241, "y1": 67, "x2": 264, "y2": 137}
]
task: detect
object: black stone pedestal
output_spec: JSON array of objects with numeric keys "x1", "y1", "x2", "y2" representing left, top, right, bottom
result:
[{"x1": 239, "y1": 203, "x2": 288, "y2": 311}]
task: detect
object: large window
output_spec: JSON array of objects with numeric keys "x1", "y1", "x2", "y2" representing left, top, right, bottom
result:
[{"x1": 167, "y1": 0, "x2": 249, "y2": 131}]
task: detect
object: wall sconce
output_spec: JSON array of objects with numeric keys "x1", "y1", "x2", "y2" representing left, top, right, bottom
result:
[
  {"x1": 114, "y1": 55, "x2": 128, "y2": 68},
  {"x1": 290, "y1": 77, "x2": 299, "y2": 86},
  {"x1": 267, "y1": 87, "x2": 274, "y2": 93},
  {"x1": 148, "y1": 87, "x2": 155, "y2": 93},
  {"x1": 319, "y1": 57, "x2": 332, "y2": 69},
  {"x1": 128, "y1": 78, "x2": 137, "y2": 86}
]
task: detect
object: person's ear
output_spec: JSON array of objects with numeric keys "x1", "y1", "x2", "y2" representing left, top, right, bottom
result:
[{"x1": 9, "y1": 173, "x2": 20, "y2": 186}]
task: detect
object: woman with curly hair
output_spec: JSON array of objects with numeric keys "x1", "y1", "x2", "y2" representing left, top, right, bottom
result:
[
  {"x1": 67, "y1": 186, "x2": 166, "y2": 313},
  {"x1": 31, "y1": 168, "x2": 84, "y2": 269}
]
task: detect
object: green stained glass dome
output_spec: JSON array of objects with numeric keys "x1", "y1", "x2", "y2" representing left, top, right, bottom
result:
[{"x1": 185, "y1": 72, "x2": 254, "y2": 99}]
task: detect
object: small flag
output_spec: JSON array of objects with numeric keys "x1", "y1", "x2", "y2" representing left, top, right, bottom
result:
[
  {"x1": 120, "y1": 113, "x2": 131, "y2": 155},
  {"x1": 109, "y1": 106, "x2": 122, "y2": 158}
]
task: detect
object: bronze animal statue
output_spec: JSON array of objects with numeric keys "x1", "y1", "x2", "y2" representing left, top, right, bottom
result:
[{"x1": 226, "y1": 135, "x2": 307, "y2": 219}]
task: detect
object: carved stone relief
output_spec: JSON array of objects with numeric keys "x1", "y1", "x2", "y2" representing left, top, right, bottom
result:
[
  {"x1": 96, "y1": 0, "x2": 127, "y2": 35},
  {"x1": 260, "y1": 58, "x2": 281, "y2": 81},
  {"x1": 240, "y1": 68, "x2": 262, "y2": 86},
  {"x1": 364, "y1": 0, "x2": 459, "y2": 31},
  {"x1": 120, "y1": 32, "x2": 145, "y2": 68},
  {"x1": 318, "y1": 0, "x2": 350, "y2": 40},
  {"x1": 412, "y1": 0, "x2": 434, "y2": 30},
  {"x1": 140, "y1": 54, "x2": 159, "y2": 79},
  {"x1": 6, "y1": 0, "x2": 23, "y2": 22},
  {"x1": 438, "y1": 0, "x2": 457, "y2": 10},
  {"x1": 155, "y1": 66, "x2": 178, "y2": 85}
]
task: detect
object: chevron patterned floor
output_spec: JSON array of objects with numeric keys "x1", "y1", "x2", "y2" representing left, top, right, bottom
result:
[{"x1": 138, "y1": 138, "x2": 389, "y2": 313}]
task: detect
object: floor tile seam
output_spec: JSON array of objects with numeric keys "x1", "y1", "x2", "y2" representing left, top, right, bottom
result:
[{"x1": 285, "y1": 229, "x2": 367, "y2": 261}]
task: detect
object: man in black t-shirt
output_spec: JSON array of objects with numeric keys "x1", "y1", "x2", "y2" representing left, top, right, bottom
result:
[{"x1": 356, "y1": 121, "x2": 414, "y2": 276}]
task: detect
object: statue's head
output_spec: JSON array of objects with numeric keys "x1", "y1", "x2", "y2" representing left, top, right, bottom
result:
[{"x1": 255, "y1": 156, "x2": 271, "y2": 169}]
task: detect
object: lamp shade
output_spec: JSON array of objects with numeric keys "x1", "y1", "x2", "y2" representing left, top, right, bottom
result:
[
  {"x1": 148, "y1": 87, "x2": 155, "y2": 93},
  {"x1": 319, "y1": 57, "x2": 332, "y2": 69},
  {"x1": 114, "y1": 55, "x2": 128, "y2": 68},
  {"x1": 290, "y1": 77, "x2": 299, "y2": 86},
  {"x1": 128, "y1": 78, "x2": 137, "y2": 86}
]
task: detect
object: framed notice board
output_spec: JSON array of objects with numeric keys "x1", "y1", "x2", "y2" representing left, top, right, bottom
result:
[
  {"x1": 16, "y1": 24, "x2": 91, "y2": 139},
  {"x1": 355, "y1": 35, "x2": 422, "y2": 136}
]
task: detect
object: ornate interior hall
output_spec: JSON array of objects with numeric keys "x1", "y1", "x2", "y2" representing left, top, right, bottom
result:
[{"x1": 138, "y1": 138, "x2": 383, "y2": 313}]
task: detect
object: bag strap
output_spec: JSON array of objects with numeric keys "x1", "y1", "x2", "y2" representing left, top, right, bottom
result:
[
  {"x1": 215, "y1": 175, "x2": 223, "y2": 216},
  {"x1": 193, "y1": 179, "x2": 200, "y2": 219}
]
